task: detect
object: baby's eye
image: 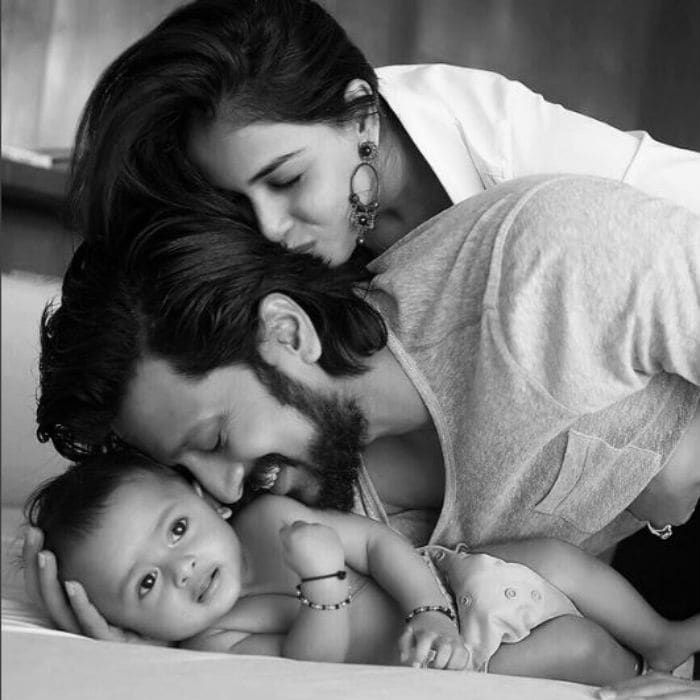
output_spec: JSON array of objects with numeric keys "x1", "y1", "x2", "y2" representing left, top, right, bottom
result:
[
  {"x1": 169, "y1": 517, "x2": 188, "y2": 543},
  {"x1": 138, "y1": 571, "x2": 158, "y2": 597}
]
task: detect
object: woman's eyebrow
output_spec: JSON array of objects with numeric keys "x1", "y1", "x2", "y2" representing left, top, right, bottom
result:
[{"x1": 248, "y1": 150, "x2": 303, "y2": 185}]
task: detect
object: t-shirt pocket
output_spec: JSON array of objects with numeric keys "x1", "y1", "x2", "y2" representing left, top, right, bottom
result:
[{"x1": 534, "y1": 430, "x2": 661, "y2": 534}]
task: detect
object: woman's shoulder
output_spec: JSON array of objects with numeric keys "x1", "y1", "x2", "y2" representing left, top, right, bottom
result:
[{"x1": 377, "y1": 63, "x2": 521, "y2": 106}]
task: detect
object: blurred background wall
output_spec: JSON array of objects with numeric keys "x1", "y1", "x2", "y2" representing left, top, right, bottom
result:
[{"x1": 3, "y1": 0, "x2": 700, "y2": 154}]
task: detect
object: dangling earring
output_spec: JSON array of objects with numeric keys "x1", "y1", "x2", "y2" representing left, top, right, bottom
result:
[
  {"x1": 349, "y1": 141, "x2": 379, "y2": 246},
  {"x1": 216, "y1": 505, "x2": 233, "y2": 521}
]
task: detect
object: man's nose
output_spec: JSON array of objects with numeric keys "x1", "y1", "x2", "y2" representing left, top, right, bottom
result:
[
  {"x1": 172, "y1": 555, "x2": 196, "y2": 588},
  {"x1": 189, "y1": 459, "x2": 246, "y2": 505}
]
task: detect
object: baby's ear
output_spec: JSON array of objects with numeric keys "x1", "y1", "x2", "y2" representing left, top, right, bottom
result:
[
  {"x1": 192, "y1": 481, "x2": 232, "y2": 520},
  {"x1": 216, "y1": 505, "x2": 233, "y2": 521}
]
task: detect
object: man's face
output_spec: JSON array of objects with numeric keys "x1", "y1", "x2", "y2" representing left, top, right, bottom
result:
[{"x1": 114, "y1": 357, "x2": 366, "y2": 509}]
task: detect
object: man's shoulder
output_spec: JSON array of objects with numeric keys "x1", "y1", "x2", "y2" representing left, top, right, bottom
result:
[{"x1": 370, "y1": 175, "x2": 594, "y2": 276}]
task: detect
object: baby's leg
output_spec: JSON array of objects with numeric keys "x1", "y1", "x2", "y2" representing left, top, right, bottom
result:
[
  {"x1": 487, "y1": 615, "x2": 639, "y2": 685},
  {"x1": 643, "y1": 613, "x2": 700, "y2": 672}
]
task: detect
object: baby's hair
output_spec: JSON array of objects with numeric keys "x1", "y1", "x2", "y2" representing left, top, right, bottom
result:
[{"x1": 24, "y1": 450, "x2": 187, "y2": 573}]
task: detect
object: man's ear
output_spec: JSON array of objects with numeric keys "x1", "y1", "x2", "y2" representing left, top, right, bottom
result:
[
  {"x1": 344, "y1": 78, "x2": 379, "y2": 144},
  {"x1": 257, "y1": 293, "x2": 322, "y2": 367}
]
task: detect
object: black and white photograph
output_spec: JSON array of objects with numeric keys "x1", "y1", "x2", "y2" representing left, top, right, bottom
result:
[{"x1": 2, "y1": 1, "x2": 699, "y2": 698}]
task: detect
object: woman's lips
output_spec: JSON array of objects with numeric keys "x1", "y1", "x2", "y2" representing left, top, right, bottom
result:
[{"x1": 289, "y1": 242, "x2": 315, "y2": 255}]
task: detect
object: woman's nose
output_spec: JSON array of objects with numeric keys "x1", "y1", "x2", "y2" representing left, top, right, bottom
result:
[
  {"x1": 173, "y1": 555, "x2": 196, "y2": 587},
  {"x1": 255, "y1": 198, "x2": 293, "y2": 244}
]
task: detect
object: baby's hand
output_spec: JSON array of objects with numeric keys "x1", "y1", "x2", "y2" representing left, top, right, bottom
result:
[
  {"x1": 279, "y1": 520, "x2": 345, "y2": 579},
  {"x1": 398, "y1": 612, "x2": 469, "y2": 670}
]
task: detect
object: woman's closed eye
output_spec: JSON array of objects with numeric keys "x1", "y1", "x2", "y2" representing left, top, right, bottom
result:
[{"x1": 269, "y1": 173, "x2": 302, "y2": 189}]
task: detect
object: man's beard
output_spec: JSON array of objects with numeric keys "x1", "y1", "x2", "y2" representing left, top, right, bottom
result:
[{"x1": 250, "y1": 359, "x2": 368, "y2": 511}]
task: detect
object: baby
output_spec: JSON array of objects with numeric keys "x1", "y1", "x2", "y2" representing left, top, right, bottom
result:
[{"x1": 25, "y1": 450, "x2": 699, "y2": 683}]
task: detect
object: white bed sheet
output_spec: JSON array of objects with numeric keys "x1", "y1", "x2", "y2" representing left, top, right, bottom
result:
[{"x1": 2, "y1": 506, "x2": 596, "y2": 700}]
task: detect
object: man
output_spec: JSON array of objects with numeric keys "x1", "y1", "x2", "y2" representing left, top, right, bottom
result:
[{"x1": 27, "y1": 174, "x2": 699, "y2": 640}]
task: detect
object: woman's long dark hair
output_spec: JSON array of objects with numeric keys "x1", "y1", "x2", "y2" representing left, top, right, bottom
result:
[{"x1": 69, "y1": 0, "x2": 378, "y2": 250}]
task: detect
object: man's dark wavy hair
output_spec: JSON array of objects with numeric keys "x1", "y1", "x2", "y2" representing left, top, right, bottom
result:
[
  {"x1": 69, "y1": 0, "x2": 378, "y2": 249},
  {"x1": 37, "y1": 213, "x2": 386, "y2": 462}
]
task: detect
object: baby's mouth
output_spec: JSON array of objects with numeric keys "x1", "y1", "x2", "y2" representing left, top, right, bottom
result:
[{"x1": 196, "y1": 567, "x2": 220, "y2": 604}]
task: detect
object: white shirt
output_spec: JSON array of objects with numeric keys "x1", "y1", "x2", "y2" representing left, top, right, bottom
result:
[{"x1": 377, "y1": 64, "x2": 700, "y2": 214}]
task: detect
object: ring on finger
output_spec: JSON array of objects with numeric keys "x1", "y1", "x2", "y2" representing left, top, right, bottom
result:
[{"x1": 423, "y1": 648, "x2": 437, "y2": 667}]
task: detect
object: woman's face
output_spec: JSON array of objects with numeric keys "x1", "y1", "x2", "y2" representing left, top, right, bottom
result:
[{"x1": 188, "y1": 118, "x2": 363, "y2": 266}]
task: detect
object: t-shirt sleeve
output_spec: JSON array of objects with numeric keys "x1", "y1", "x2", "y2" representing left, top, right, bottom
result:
[{"x1": 493, "y1": 177, "x2": 700, "y2": 415}]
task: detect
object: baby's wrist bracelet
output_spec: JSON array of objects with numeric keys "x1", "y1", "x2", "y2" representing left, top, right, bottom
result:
[
  {"x1": 405, "y1": 605, "x2": 456, "y2": 624},
  {"x1": 300, "y1": 570, "x2": 347, "y2": 583},
  {"x1": 296, "y1": 570, "x2": 351, "y2": 611}
]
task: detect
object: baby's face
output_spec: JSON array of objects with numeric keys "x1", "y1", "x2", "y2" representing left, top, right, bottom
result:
[{"x1": 62, "y1": 472, "x2": 246, "y2": 641}]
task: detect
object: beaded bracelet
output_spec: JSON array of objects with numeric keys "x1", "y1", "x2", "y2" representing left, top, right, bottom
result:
[
  {"x1": 405, "y1": 604, "x2": 456, "y2": 624},
  {"x1": 296, "y1": 585, "x2": 353, "y2": 611}
]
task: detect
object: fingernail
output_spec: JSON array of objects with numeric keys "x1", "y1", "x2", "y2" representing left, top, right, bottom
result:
[
  {"x1": 65, "y1": 581, "x2": 78, "y2": 597},
  {"x1": 37, "y1": 552, "x2": 46, "y2": 568},
  {"x1": 595, "y1": 690, "x2": 616, "y2": 700}
]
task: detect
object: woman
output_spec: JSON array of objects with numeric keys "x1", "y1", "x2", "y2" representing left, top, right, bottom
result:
[{"x1": 69, "y1": 0, "x2": 700, "y2": 265}]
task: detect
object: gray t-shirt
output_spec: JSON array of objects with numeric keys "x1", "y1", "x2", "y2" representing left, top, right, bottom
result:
[{"x1": 361, "y1": 175, "x2": 699, "y2": 553}]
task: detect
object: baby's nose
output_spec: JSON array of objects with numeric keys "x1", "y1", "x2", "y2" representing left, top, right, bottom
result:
[{"x1": 173, "y1": 555, "x2": 196, "y2": 587}]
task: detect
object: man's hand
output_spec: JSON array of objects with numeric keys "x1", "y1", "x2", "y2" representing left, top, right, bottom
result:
[
  {"x1": 398, "y1": 611, "x2": 470, "y2": 670},
  {"x1": 22, "y1": 527, "x2": 153, "y2": 644},
  {"x1": 279, "y1": 520, "x2": 345, "y2": 579}
]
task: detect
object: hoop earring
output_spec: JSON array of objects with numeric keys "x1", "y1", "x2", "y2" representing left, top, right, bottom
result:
[{"x1": 349, "y1": 141, "x2": 379, "y2": 246}]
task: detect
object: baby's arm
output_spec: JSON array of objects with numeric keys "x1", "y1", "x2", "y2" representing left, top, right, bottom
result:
[
  {"x1": 277, "y1": 519, "x2": 353, "y2": 663},
  {"x1": 478, "y1": 539, "x2": 700, "y2": 673},
  {"x1": 314, "y1": 508, "x2": 468, "y2": 670}
]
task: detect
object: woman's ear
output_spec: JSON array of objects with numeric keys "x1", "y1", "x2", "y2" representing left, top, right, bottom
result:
[
  {"x1": 257, "y1": 293, "x2": 322, "y2": 368},
  {"x1": 344, "y1": 78, "x2": 379, "y2": 144}
]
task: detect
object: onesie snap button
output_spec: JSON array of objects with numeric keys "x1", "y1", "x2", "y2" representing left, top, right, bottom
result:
[
  {"x1": 531, "y1": 590, "x2": 542, "y2": 601},
  {"x1": 504, "y1": 587, "x2": 517, "y2": 599},
  {"x1": 459, "y1": 595, "x2": 472, "y2": 607}
]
